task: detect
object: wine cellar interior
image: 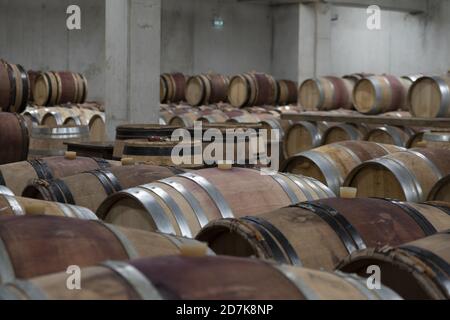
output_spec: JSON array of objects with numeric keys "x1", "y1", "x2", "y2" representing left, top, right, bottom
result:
[{"x1": 0, "y1": 0, "x2": 449, "y2": 302}]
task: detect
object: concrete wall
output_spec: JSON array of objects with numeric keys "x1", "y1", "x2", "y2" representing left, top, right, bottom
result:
[
  {"x1": 161, "y1": 0, "x2": 273, "y2": 76},
  {"x1": 0, "y1": 0, "x2": 105, "y2": 102}
]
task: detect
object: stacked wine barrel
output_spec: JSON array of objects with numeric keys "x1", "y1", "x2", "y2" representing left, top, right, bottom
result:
[
  {"x1": 0, "y1": 59, "x2": 30, "y2": 113},
  {"x1": 160, "y1": 73, "x2": 187, "y2": 104}
]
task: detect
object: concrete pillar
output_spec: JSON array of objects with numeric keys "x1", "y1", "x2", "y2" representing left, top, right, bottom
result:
[{"x1": 105, "y1": 0, "x2": 161, "y2": 139}]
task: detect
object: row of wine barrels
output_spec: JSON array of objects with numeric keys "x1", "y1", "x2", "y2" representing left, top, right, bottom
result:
[
  {"x1": 185, "y1": 74, "x2": 229, "y2": 106},
  {"x1": 345, "y1": 148, "x2": 450, "y2": 202},
  {"x1": 33, "y1": 71, "x2": 87, "y2": 106},
  {"x1": 338, "y1": 230, "x2": 450, "y2": 300},
  {"x1": 0, "y1": 194, "x2": 97, "y2": 219},
  {"x1": 113, "y1": 124, "x2": 180, "y2": 159},
  {"x1": 0, "y1": 215, "x2": 211, "y2": 284},
  {"x1": 423, "y1": 130, "x2": 450, "y2": 150},
  {"x1": 0, "y1": 155, "x2": 118, "y2": 195},
  {"x1": 364, "y1": 125, "x2": 414, "y2": 147},
  {"x1": 160, "y1": 73, "x2": 187, "y2": 103},
  {"x1": 228, "y1": 72, "x2": 278, "y2": 108},
  {"x1": 428, "y1": 174, "x2": 450, "y2": 202},
  {"x1": 0, "y1": 113, "x2": 29, "y2": 165},
  {"x1": 0, "y1": 255, "x2": 402, "y2": 300},
  {"x1": 22, "y1": 165, "x2": 185, "y2": 212},
  {"x1": 408, "y1": 75, "x2": 450, "y2": 118},
  {"x1": 282, "y1": 141, "x2": 404, "y2": 194},
  {"x1": 96, "y1": 167, "x2": 335, "y2": 238},
  {"x1": 353, "y1": 75, "x2": 411, "y2": 114},
  {"x1": 0, "y1": 60, "x2": 29, "y2": 113},
  {"x1": 299, "y1": 77, "x2": 354, "y2": 111},
  {"x1": 28, "y1": 125, "x2": 90, "y2": 159},
  {"x1": 197, "y1": 198, "x2": 450, "y2": 271}
]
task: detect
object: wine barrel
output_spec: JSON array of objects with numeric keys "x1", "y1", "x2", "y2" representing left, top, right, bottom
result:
[
  {"x1": 338, "y1": 230, "x2": 450, "y2": 300},
  {"x1": 122, "y1": 139, "x2": 202, "y2": 168},
  {"x1": 0, "y1": 215, "x2": 210, "y2": 284},
  {"x1": 22, "y1": 165, "x2": 184, "y2": 212},
  {"x1": 160, "y1": 73, "x2": 186, "y2": 103},
  {"x1": 0, "y1": 194, "x2": 97, "y2": 219},
  {"x1": 0, "y1": 60, "x2": 29, "y2": 113},
  {"x1": 282, "y1": 141, "x2": 404, "y2": 194},
  {"x1": 33, "y1": 71, "x2": 87, "y2": 106},
  {"x1": 364, "y1": 126, "x2": 413, "y2": 147},
  {"x1": 321, "y1": 123, "x2": 368, "y2": 145},
  {"x1": 228, "y1": 72, "x2": 278, "y2": 108},
  {"x1": 197, "y1": 198, "x2": 450, "y2": 270},
  {"x1": 0, "y1": 255, "x2": 404, "y2": 300},
  {"x1": 344, "y1": 148, "x2": 450, "y2": 202},
  {"x1": 28, "y1": 125, "x2": 90, "y2": 159},
  {"x1": 96, "y1": 167, "x2": 335, "y2": 237},
  {"x1": 0, "y1": 155, "x2": 116, "y2": 195},
  {"x1": 353, "y1": 75, "x2": 410, "y2": 114},
  {"x1": 423, "y1": 131, "x2": 450, "y2": 150},
  {"x1": 0, "y1": 113, "x2": 29, "y2": 165},
  {"x1": 197, "y1": 110, "x2": 229, "y2": 123},
  {"x1": 113, "y1": 124, "x2": 180, "y2": 159},
  {"x1": 277, "y1": 80, "x2": 298, "y2": 105},
  {"x1": 428, "y1": 174, "x2": 450, "y2": 202},
  {"x1": 185, "y1": 74, "x2": 229, "y2": 106},
  {"x1": 168, "y1": 111, "x2": 200, "y2": 128},
  {"x1": 408, "y1": 76, "x2": 450, "y2": 118},
  {"x1": 298, "y1": 77, "x2": 354, "y2": 111},
  {"x1": 283, "y1": 121, "x2": 329, "y2": 158}
]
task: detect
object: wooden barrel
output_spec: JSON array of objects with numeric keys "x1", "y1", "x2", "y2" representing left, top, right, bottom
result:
[
  {"x1": 185, "y1": 74, "x2": 229, "y2": 106},
  {"x1": 28, "y1": 125, "x2": 90, "y2": 159},
  {"x1": 197, "y1": 110, "x2": 229, "y2": 123},
  {"x1": 338, "y1": 230, "x2": 450, "y2": 300},
  {"x1": 33, "y1": 71, "x2": 87, "y2": 106},
  {"x1": 168, "y1": 111, "x2": 200, "y2": 128},
  {"x1": 364, "y1": 126, "x2": 413, "y2": 147},
  {"x1": 0, "y1": 255, "x2": 403, "y2": 300},
  {"x1": 283, "y1": 121, "x2": 329, "y2": 158},
  {"x1": 277, "y1": 80, "x2": 298, "y2": 105},
  {"x1": 344, "y1": 148, "x2": 450, "y2": 202},
  {"x1": 228, "y1": 72, "x2": 278, "y2": 108},
  {"x1": 197, "y1": 198, "x2": 450, "y2": 270},
  {"x1": 282, "y1": 141, "x2": 404, "y2": 194},
  {"x1": 0, "y1": 155, "x2": 116, "y2": 195},
  {"x1": 96, "y1": 167, "x2": 335, "y2": 237},
  {"x1": 122, "y1": 139, "x2": 202, "y2": 168},
  {"x1": 160, "y1": 73, "x2": 186, "y2": 103},
  {"x1": 22, "y1": 165, "x2": 184, "y2": 212},
  {"x1": 321, "y1": 123, "x2": 368, "y2": 145},
  {"x1": 0, "y1": 113, "x2": 29, "y2": 165},
  {"x1": 353, "y1": 75, "x2": 410, "y2": 114},
  {"x1": 423, "y1": 130, "x2": 450, "y2": 150},
  {"x1": 0, "y1": 60, "x2": 29, "y2": 113},
  {"x1": 428, "y1": 174, "x2": 450, "y2": 202},
  {"x1": 113, "y1": 124, "x2": 180, "y2": 159},
  {"x1": 408, "y1": 76, "x2": 450, "y2": 118},
  {"x1": 0, "y1": 194, "x2": 97, "y2": 219},
  {"x1": 298, "y1": 77, "x2": 354, "y2": 111},
  {"x1": 0, "y1": 215, "x2": 210, "y2": 284}
]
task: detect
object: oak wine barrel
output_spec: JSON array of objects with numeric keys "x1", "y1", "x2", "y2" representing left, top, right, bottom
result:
[
  {"x1": 160, "y1": 73, "x2": 187, "y2": 103},
  {"x1": 408, "y1": 76, "x2": 450, "y2": 118},
  {"x1": 283, "y1": 121, "x2": 330, "y2": 158},
  {"x1": 344, "y1": 148, "x2": 450, "y2": 202},
  {"x1": 0, "y1": 255, "x2": 402, "y2": 300},
  {"x1": 0, "y1": 113, "x2": 29, "y2": 164},
  {"x1": 277, "y1": 80, "x2": 298, "y2": 105},
  {"x1": 321, "y1": 123, "x2": 368, "y2": 145},
  {"x1": 22, "y1": 165, "x2": 185, "y2": 212},
  {"x1": 364, "y1": 125, "x2": 414, "y2": 147},
  {"x1": 428, "y1": 174, "x2": 450, "y2": 202},
  {"x1": 299, "y1": 77, "x2": 354, "y2": 111},
  {"x1": 282, "y1": 141, "x2": 404, "y2": 194},
  {"x1": 96, "y1": 167, "x2": 335, "y2": 237},
  {"x1": 0, "y1": 155, "x2": 117, "y2": 195},
  {"x1": 185, "y1": 74, "x2": 229, "y2": 106},
  {"x1": 197, "y1": 198, "x2": 450, "y2": 270},
  {"x1": 0, "y1": 60, "x2": 29, "y2": 113},
  {"x1": 0, "y1": 215, "x2": 210, "y2": 284},
  {"x1": 228, "y1": 72, "x2": 278, "y2": 108},
  {"x1": 353, "y1": 75, "x2": 410, "y2": 114},
  {"x1": 338, "y1": 230, "x2": 450, "y2": 300}
]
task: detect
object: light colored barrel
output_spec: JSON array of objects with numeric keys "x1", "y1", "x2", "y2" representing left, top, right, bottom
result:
[
  {"x1": 283, "y1": 121, "x2": 329, "y2": 158},
  {"x1": 277, "y1": 80, "x2": 298, "y2": 105},
  {"x1": 321, "y1": 123, "x2": 368, "y2": 145},
  {"x1": 160, "y1": 73, "x2": 186, "y2": 103},
  {"x1": 353, "y1": 75, "x2": 410, "y2": 114},
  {"x1": 364, "y1": 126, "x2": 413, "y2": 147},
  {"x1": 0, "y1": 60, "x2": 29, "y2": 113},
  {"x1": 185, "y1": 74, "x2": 229, "y2": 106},
  {"x1": 408, "y1": 76, "x2": 450, "y2": 118},
  {"x1": 228, "y1": 72, "x2": 278, "y2": 108}
]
